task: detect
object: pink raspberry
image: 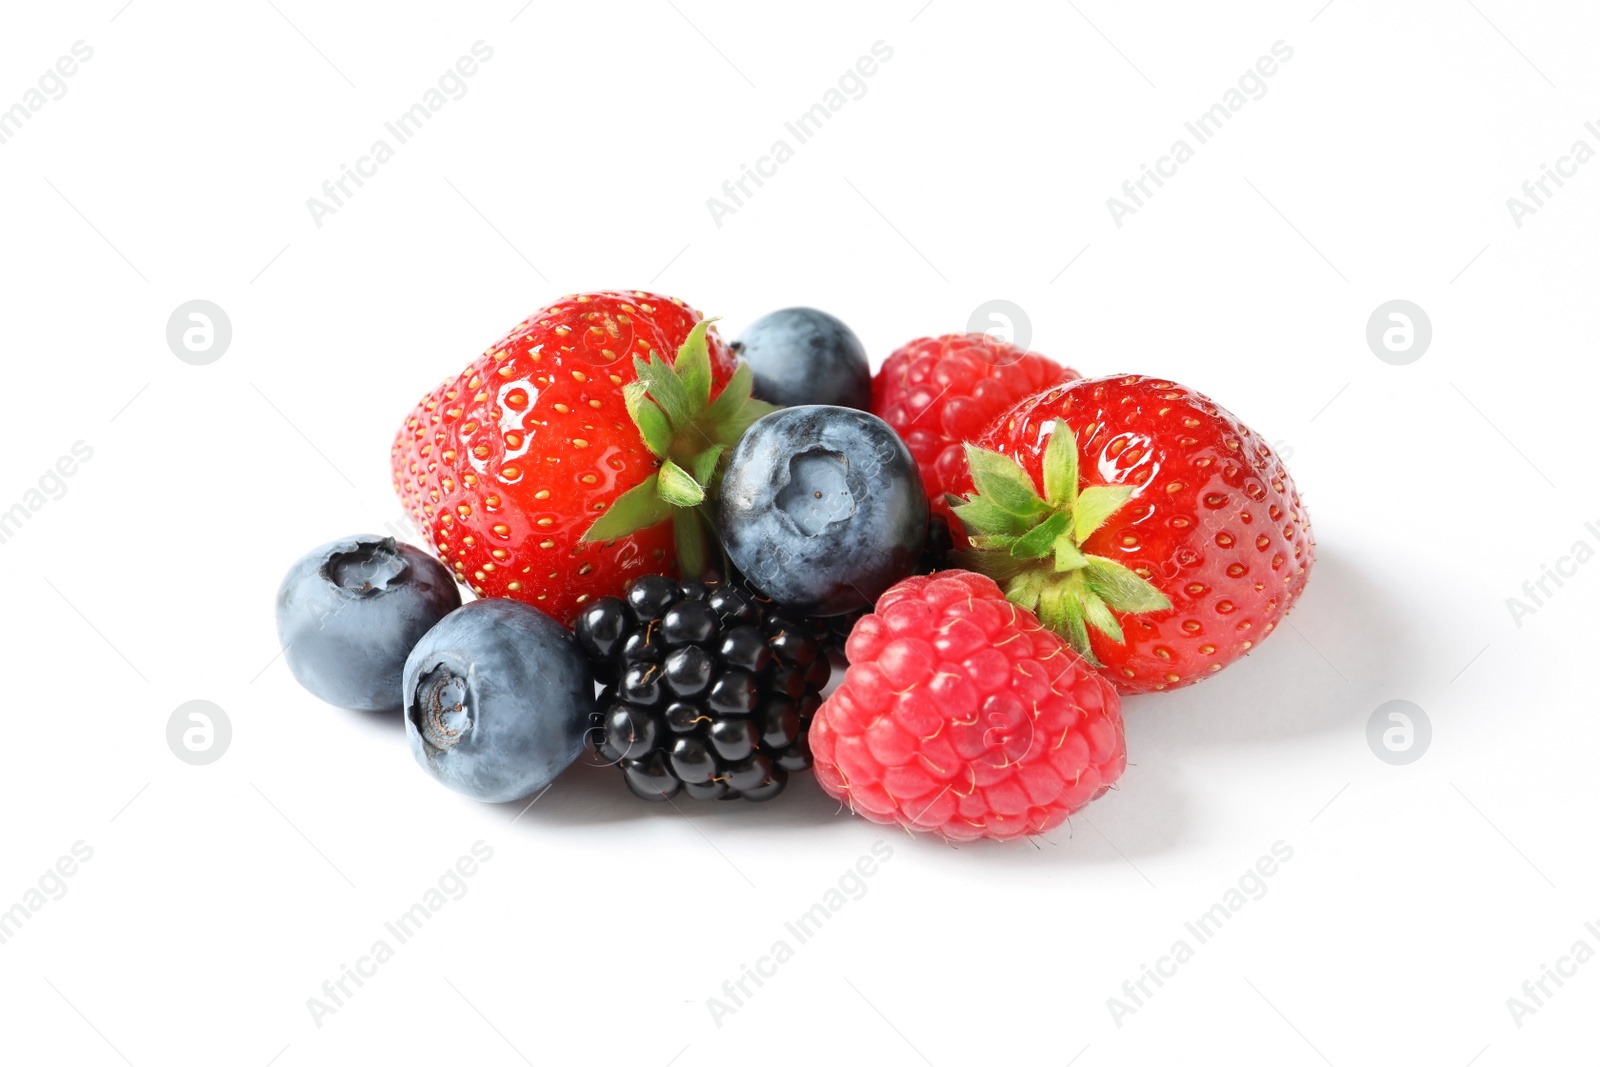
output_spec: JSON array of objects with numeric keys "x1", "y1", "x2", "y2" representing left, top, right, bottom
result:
[{"x1": 810, "y1": 570, "x2": 1126, "y2": 842}]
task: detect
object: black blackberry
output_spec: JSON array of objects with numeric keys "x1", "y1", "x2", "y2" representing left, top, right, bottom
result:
[{"x1": 573, "y1": 574, "x2": 831, "y2": 802}]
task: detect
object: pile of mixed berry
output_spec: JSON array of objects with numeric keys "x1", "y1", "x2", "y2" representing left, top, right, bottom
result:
[{"x1": 276, "y1": 292, "x2": 1314, "y2": 842}]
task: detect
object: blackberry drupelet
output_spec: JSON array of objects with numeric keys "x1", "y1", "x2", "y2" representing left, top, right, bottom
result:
[{"x1": 574, "y1": 575, "x2": 832, "y2": 801}]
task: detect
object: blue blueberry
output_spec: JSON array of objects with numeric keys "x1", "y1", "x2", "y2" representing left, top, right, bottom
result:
[
  {"x1": 734, "y1": 307, "x2": 871, "y2": 410},
  {"x1": 716, "y1": 406, "x2": 927, "y2": 616},
  {"x1": 276, "y1": 535, "x2": 461, "y2": 712},
  {"x1": 403, "y1": 598, "x2": 594, "y2": 803}
]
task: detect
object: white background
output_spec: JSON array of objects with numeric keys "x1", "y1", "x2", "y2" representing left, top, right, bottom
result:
[{"x1": 1, "y1": 1, "x2": 1595, "y2": 1064}]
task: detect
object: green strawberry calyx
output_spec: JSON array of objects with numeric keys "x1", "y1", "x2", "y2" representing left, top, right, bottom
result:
[
  {"x1": 949, "y1": 430, "x2": 1171, "y2": 664},
  {"x1": 581, "y1": 317, "x2": 777, "y2": 577}
]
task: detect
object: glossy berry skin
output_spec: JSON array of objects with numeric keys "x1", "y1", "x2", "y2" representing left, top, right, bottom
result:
[
  {"x1": 810, "y1": 570, "x2": 1126, "y2": 842},
  {"x1": 275, "y1": 535, "x2": 461, "y2": 713},
  {"x1": 975, "y1": 375, "x2": 1314, "y2": 693},
  {"x1": 716, "y1": 406, "x2": 928, "y2": 616},
  {"x1": 403, "y1": 598, "x2": 594, "y2": 804},
  {"x1": 391, "y1": 291, "x2": 737, "y2": 624},
  {"x1": 574, "y1": 575, "x2": 831, "y2": 802},
  {"x1": 872, "y1": 333, "x2": 1078, "y2": 546},
  {"x1": 812, "y1": 515, "x2": 956, "y2": 670},
  {"x1": 734, "y1": 307, "x2": 871, "y2": 410}
]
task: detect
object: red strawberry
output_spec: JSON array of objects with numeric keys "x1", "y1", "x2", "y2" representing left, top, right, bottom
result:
[
  {"x1": 871, "y1": 334, "x2": 1078, "y2": 547},
  {"x1": 391, "y1": 291, "x2": 774, "y2": 624},
  {"x1": 810, "y1": 569, "x2": 1126, "y2": 842},
  {"x1": 949, "y1": 374, "x2": 1314, "y2": 693}
]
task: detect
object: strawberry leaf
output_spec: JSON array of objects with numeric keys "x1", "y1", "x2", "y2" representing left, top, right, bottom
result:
[
  {"x1": 952, "y1": 496, "x2": 1030, "y2": 538},
  {"x1": 964, "y1": 445, "x2": 1048, "y2": 519},
  {"x1": 1080, "y1": 590, "x2": 1124, "y2": 645},
  {"x1": 1052, "y1": 534, "x2": 1089, "y2": 572},
  {"x1": 1009, "y1": 510, "x2": 1070, "y2": 560},
  {"x1": 705, "y1": 397, "x2": 778, "y2": 447},
  {"x1": 1074, "y1": 484, "x2": 1135, "y2": 543},
  {"x1": 703, "y1": 362, "x2": 754, "y2": 426},
  {"x1": 968, "y1": 533, "x2": 1020, "y2": 552},
  {"x1": 685, "y1": 443, "x2": 724, "y2": 486},
  {"x1": 656, "y1": 460, "x2": 706, "y2": 507},
  {"x1": 674, "y1": 507, "x2": 709, "y2": 579},
  {"x1": 1083, "y1": 556, "x2": 1172, "y2": 613},
  {"x1": 674, "y1": 318, "x2": 715, "y2": 412},
  {"x1": 954, "y1": 548, "x2": 1023, "y2": 582},
  {"x1": 634, "y1": 353, "x2": 694, "y2": 428},
  {"x1": 582, "y1": 473, "x2": 674, "y2": 542},
  {"x1": 623, "y1": 382, "x2": 673, "y2": 458},
  {"x1": 1005, "y1": 568, "x2": 1046, "y2": 615},
  {"x1": 1042, "y1": 427, "x2": 1080, "y2": 509},
  {"x1": 1040, "y1": 585, "x2": 1097, "y2": 665}
]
